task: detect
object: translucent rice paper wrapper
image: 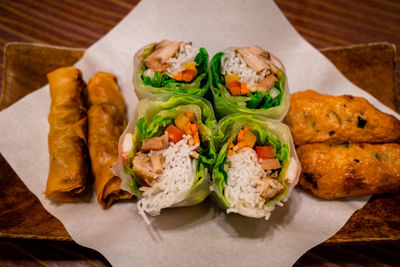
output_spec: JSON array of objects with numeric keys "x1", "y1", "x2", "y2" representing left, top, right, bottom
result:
[
  {"x1": 115, "y1": 93, "x2": 216, "y2": 208},
  {"x1": 133, "y1": 42, "x2": 211, "y2": 100},
  {"x1": 210, "y1": 114, "x2": 301, "y2": 217},
  {"x1": 210, "y1": 47, "x2": 290, "y2": 120}
]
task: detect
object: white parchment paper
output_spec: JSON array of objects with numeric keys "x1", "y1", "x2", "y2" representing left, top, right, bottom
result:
[{"x1": 1, "y1": 0, "x2": 399, "y2": 266}]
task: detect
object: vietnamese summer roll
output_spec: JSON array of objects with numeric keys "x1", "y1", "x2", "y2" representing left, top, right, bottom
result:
[
  {"x1": 210, "y1": 46, "x2": 289, "y2": 120},
  {"x1": 133, "y1": 40, "x2": 210, "y2": 99},
  {"x1": 117, "y1": 94, "x2": 216, "y2": 223},
  {"x1": 211, "y1": 114, "x2": 300, "y2": 220}
]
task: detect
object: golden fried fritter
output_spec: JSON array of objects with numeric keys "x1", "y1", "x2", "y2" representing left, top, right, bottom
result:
[
  {"x1": 284, "y1": 90, "x2": 400, "y2": 145},
  {"x1": 297, "y1": 143, "x2": 400, "y2": 199}
]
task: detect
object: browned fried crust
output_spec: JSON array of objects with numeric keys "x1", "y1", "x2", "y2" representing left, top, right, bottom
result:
[
  {"x1": 87, "y1": 72, "x2": 132, "y2": 208},
  {"x1": 284, "y1": 90, "x2": 400, "y2": 145},
  {"x1": 297, "y1": 143, "x2": 400, "y2": 199},
  {"x1": 46, "y1": 66, "x2": 88, "y2": 202}
]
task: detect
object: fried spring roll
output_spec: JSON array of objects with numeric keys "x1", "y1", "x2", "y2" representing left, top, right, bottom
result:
[
  {"x1": 46, "y1": 66, "x2": 88, "y2": 202},
  {"x1": 284, "y1": 90, "x2": 400, "y2": 145},
  {"x1": 297, "y1": 143, "x2": 400, "y2": 199},
  {"x1": 87, "y1": 72, "x2": 132, "y2": 208}
]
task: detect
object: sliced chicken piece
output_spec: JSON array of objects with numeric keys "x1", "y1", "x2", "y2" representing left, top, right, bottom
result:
[
  {"x1": 150, "y1": 155, "x2": 164, "y2": 174},
  {"x1": 132, "y1": 153, "x2": 165, "y2": 186},
  {"x1": 257, "y1": 74, "x2": 277, "y2": 91},
  {"x1": 141, "y1": 137, "x2": 164, "y2": 152},
  {"x1": 236, "y1": 46, "x2": 270, "y2": 73},
  {"x1": 132, "y1": 153, "x2": 155, "y2": 186},
  {"x1": 261, "y1": 158, "x2": 281, "y2": 170},
  {"x1": 162, "y1": 131, "x2": 169, "y2": 148},
  {"x1": 236, "y1": 46, "x2": 275, "y2": 74},
  {"x1": 144, "y1": 40, "x2": 182, "y2": 72},
  {"x1": 260, "y1": 177, "x2": 284, "y2": 200}
]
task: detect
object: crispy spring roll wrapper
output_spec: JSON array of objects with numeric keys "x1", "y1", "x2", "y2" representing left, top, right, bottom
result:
[
  {"x1": 209, "y1": 47, "x2": 289, "y2": 120},
  {"x1": 285, "y1": 90, "x2": 400, "y2": 145},
  {"x1": 87, "y1": 72, "x2": 132, "y2": 208},
  {"x1": 297, "y1": 143, "x2": 400, "y2": 199},
  {"x1": 46, "y1": 66, "x2": 88, "y2": 202},
  {"x1": 133, "y1": 40, "x2": 210, "y2": 100}
]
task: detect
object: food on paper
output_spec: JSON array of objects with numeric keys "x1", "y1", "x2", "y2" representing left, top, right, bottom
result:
[
  {"x1": 87, "y1": 72, "x2": 132, "y2": 208},
  {"x1": 117, "y1": 94, "x2": 216, "y2": 223},
  {"x1": 209, "y1": 46, "x2": 289, "y2": 119},
  {"x1": 45, "y1": 66, "x2": 88, "y2": 202},
  {"x1": 211, "y1": 114, "x2": 300, "y2": 220},
  {"x1": 285, "y1": 90, "x2": 400, "y2": 145},
  {"x1": 297, "y1": 143, "x2": 400, "y2": 199},
  {"x1": 133, "y1": 40, "x2": 210, "y2": 99}
]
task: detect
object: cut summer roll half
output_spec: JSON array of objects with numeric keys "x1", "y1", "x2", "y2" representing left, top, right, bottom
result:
[
  {"x1": 117, "y1": 94, "x2": 216, "y2": 223},
  {"x1": 211, "y1": 114, "x2": 300, "y2": 220},
  {"x1": 133, "y1": 40, "x2": 210, "y2": 99},
  {"x1": 210, "y1": 46, "x2": 289, "y2": 120}
]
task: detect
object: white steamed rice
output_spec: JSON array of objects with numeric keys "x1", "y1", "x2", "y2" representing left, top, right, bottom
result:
[{"x1": 137, "y1": 135, "x2": 199, "y2": 224}]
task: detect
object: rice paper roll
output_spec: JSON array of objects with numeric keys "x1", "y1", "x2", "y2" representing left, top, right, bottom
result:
[
  {"x1": 87, "y1": 72, "x2": 132, "y2": 208},
  {"x1": 211, "y1": 114, "x2": 300, "y2": 220},
  {"x1": 116, "y1": 94, "x2": 216, "y2": 222},
  {"x1": 210, "y1": 46, "x2": 289, "y2": 120},
  {"x1": 46, "y1": 66, "x2": 88, "y2": 202},
  {"x1": 133, "y1": 40, "x2": 210, "y2": 99}
]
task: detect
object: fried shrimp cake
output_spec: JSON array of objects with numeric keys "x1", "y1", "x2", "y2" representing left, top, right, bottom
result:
[
  {"x1": 297, "y1": 143, "x2": 400, "y2": 199},
  {"x1": 284, "y1": 90, "x2": 400, "y2": 145}
]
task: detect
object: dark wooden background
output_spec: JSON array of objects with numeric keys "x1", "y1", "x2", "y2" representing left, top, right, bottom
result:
[
  {"x1": 1, "y1": 0, "x2": 399, "y2": 89},
  {"x1": 1, "y1": 0, "x2": 400, "y2": 266}
]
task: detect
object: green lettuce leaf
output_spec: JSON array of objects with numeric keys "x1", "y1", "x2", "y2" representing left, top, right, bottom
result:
[
  {"x1": 125, "y1": 94, "x2": 216, "y2": 207},
  {"x1": 209, "y1": 50, "x2": 289, "y2": 120},
  {"x1": 211, "y1": 114, "x2": 292, "y2": 209},
  {"x1": 135, "y1": 48, "x2": 210, "y2": 99}
]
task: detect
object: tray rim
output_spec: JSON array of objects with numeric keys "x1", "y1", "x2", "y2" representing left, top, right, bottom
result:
[{"x1": 1, "y1": 41, "x2": 398, "y2": 244}]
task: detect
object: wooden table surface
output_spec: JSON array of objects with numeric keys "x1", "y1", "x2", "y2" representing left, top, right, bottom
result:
[{"x1": 1, "y1": 0, "x2": 400, "y2": 266}]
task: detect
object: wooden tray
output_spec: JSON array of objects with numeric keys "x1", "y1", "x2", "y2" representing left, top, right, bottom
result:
[{"x1": 1, "y1": 42, "x2": 399, "y2": 243}]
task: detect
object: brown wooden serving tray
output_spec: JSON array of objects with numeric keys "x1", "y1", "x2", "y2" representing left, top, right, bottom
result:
[{"x1": 1, "y1": 42, "x2": 399, "y2": 243}]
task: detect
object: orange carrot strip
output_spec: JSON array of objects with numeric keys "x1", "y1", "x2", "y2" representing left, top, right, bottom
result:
[
  {"x1": 193, "y1": 132, "x2": 200, "y2": 144},
  {"x1": 230, "y1": 86, "x2": 241, "y2": 95},
  {"x1": 233, "y1": 141, "x2": 247, "y2": 151},
  {"x1": 240, "y1": 82, "x2": 250, "y2": 94},
  {"x1": 228, "y1": 149, "x2": 234, "y2": 156},
  {"x1": 184, "y1": 123, "x2": 192, "y2": 135},
  {"x1": 173, "y1": 72, "x2": 183, "y2": 80},
  {"x1": 225, "y1": 81, "x2": 240, "y2": 90},
  {"x1": 184, "y1": 69, "x2": 198, "y2": 76},
  {"x1": 237, "y1": 129, "x2": 245, "y2": 142},
  {"x1": 182, "y1": 73, "x2": 194, "y2": 82},
  {"x1": 186, "y1": 112, "x2": 195, "y2": 122},
  {"x1": 190, "y1": 123, "x2": 197, "y2": 133}
]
